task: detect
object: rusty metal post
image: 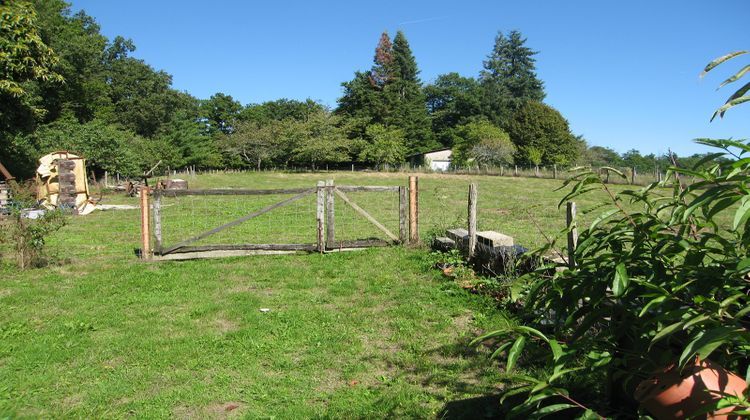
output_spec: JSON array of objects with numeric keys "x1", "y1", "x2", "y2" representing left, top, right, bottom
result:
[
  {"x1": 409, "y1": 176, "x2": 419, "y2": 244},
  {"x1": 140, "y1": 187, "x2": 151, "y2": 260}
]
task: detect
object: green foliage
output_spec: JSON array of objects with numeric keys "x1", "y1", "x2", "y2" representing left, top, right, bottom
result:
[
  {"x1": 31, "y1": 0, "x2": 109, "y2": 123},
  {"x1": 105, "y1": 44, "x2": 183, "y2": 138},
  {"x1": 476, "y1": 139, "x2": 750, "y2": 417},
  {"x1": 0, "y1": 1, "x2": 63, "y2": 98},
  {"x1": 505, "y1": 101, "x2": 582, "y2": 165},
  {"x1": 337, "y1": 30, "x2": 434, "y2": 156},
  {"x1": 582, "y1": 145, "x2": 623, "y2": 168},
  {"x1": 154, "y1": 111, "x2": 221, "y2": 169},
  {"x1": 31, "y1": 117, "x2": 147, "y2": 177},
  {"x1": 227, "y1": 119, "x2": 288, "y2": 169},
  {"x1": 2, "y1": 205, "x2": 67, "y2": 269},
  {"x1": 452, "y1": 120, "x2": 514, "y2": 168},
  {"x1": 701, "y1": 51, "x2": 749, "y2": 120},
  {"x1": 200, "y1": 92, "x2": 242, "y2": 135},
  {"x1": 358, "y1": 124, "x2": 406, "y2": 167},
  {"x1": 480, "y1": 30, "x2": 545, "y2": 126},
  {"x1": 289, "y1": 111, "x2": 350, "y2": 169},
  {"x1": 240, "y1": 98, "x2": 324, "y2": 124},
  {"x1": 424, "y1": 73, "x2": 484, "y2": 147}
]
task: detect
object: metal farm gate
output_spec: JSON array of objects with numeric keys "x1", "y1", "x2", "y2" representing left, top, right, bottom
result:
[{"x1": 142, "y1": 179, "x2": 418, "y2": 260}]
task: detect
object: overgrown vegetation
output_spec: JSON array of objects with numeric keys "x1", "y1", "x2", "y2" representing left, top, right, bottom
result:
[
  {"x1": 1, "y1": 181, "x2": 67, "y2": 269},
  {"x1": 473, "y1": 139, "x2": 750, "y2": 417}
]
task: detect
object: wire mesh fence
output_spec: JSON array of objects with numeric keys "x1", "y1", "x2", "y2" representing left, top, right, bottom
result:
[
  {"x1": 156, "y1": 192, "x2": 319, "y2": 249},
  {"x1": 152, "y1": 182, "x2": 404, "y2": 257}
]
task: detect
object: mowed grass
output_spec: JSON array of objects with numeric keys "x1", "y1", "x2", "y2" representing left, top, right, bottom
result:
[{"x1": 1, "y1": 171, "x2": 627, "y2": 417}]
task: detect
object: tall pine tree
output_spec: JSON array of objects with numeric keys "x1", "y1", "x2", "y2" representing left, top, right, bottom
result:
[
  {"x1": 386, "y1": 31, "x2": 435, "y2": 153},
  {"x1": 337, "y1": 30, "x2": 434, "y2": 155},
  {"x1": 480, "y1": 30, "x2": 545, "y2": 127}
]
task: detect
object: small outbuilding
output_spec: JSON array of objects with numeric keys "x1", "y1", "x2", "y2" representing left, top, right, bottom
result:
[{"x1": 408, "y1": 148, "x2": 452, "y2": 171}]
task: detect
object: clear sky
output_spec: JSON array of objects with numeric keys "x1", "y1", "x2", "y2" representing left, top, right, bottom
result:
[{"x1": 69, "y1": 0, "x2": 748, "y2": 156}]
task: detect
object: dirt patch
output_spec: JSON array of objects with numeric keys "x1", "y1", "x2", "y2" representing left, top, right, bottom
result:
[
  {"x1": 61, "y1": 393, "x2": 83, "y2": 408},
  {"x1": 214, "y1": 315, "x2": 239, "y2": 334},
  {"x1": 314, "y1": 368, "x2": 343, "y2": 394},
  {"x1": 487, "y1": 208, "x2": 511, "y2": 216},
  {"x1": 227, "y1": 284, "x2": 274, "y2": 297},
  {"x1": 173, "y1": 402, "x2": 245, "y2": 419},
  {"x1": 102, "y1": 356, "x2": 124, "y2": 369},
  {"x1": 452, "y1": 311, "x2": 474, "y2": 330}
]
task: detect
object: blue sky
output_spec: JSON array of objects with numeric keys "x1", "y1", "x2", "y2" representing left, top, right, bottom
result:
[{"x1": 69, "y1": 0, "x2": 748, "y2": 156}]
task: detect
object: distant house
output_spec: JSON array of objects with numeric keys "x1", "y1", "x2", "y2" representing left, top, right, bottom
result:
[{"x1": 408, "y1": 148, "x2": 452, "y2": 171}]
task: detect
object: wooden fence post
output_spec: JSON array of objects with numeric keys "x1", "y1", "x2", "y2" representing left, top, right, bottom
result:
[
  {"x1": 399, "y1": 186, "x2": 408, "y2": 243},
  {"x1": 468, "y1": 183, "x2": 478, "y2": 258},
  {"x1": 153, "y1": 191, "x2": 162, "y2": 255},
  {"x1": 500, "y1": 166, "x2": 504, "y2": 177},
  {"x1": 409, "y1": 176, "x2": 419, "y2": 244},
  {"x1": 325, "y1": 180, "x2": 335, "y2": 249},
  {"x1": 631, "y1": 166, "x2": 637, "y2": 185},
  {"x1": 140, "y1": 187, "x2": 151, "y2": 260},
  {"x1": 514, "y1": 165, "x2": 518, "y2": 176},
  {"x1": 553, "y1": 164, "x2": 557, "y2": 179},
  {"x1": 317, "y1": 181, "x2": 325, "y2": 252},
  {"x1": 566, "y1": 201, "x2": 577, "y2": 269}
]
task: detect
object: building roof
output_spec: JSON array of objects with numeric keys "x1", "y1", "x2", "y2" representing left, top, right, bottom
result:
[{"x1": 406, "y1": 147, "x2": 452, "y2": 159}]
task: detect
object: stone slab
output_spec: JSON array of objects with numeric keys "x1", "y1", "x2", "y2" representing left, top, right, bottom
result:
[{"x1": 477, "y1": 231, "x2": 514, "y2": 247}]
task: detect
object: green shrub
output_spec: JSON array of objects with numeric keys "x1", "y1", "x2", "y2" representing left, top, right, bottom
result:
[
  {"x1": 475, "y1": 140, "x2": 750, "y2": 417},
  {"x1": 2, "y1": 181, "x2": 67, "y2": 269}
]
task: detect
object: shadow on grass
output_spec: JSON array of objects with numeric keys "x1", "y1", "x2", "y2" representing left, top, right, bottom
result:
[
  {"x1": 359, "y1": 331, "x2": 506, "y2": 418},
  {"x1": 437, "y1": 394, "x2": 502, "y2": 419}
]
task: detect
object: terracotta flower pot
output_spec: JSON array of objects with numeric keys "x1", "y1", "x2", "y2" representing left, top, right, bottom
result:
[{"x1": 634, "y1": 359, "x2": 748, "y2": 419}]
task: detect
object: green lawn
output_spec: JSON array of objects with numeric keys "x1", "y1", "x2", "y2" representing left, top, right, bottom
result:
[{"x1": 0, "y1": 171, "x2": 627, "y2": 418}]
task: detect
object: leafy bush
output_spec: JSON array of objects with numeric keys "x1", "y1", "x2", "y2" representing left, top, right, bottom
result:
[
  {"x1": 2, "y1": 181, "x2": 67, "y2": 269},
  {"x1": 475, "y1": 139, "x2": 750, "y2": 417}
]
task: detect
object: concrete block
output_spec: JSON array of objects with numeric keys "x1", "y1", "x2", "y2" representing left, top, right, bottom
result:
[
  {"x1": 477, "y1": 231, "x2": 514, "y2": 247},
  {"x1": 446, "y1": 228, "x2": 468, "y2": 242},
  {"x1": 446, "y1": 228, "x2": 469, "y2": 251},
  {"x1": 432, "y1": 237, "x2": 456, "y2": 252}
]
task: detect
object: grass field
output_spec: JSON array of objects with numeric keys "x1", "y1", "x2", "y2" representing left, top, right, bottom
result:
[{"x1": 0, "y1": 171, "x2": 626, "y2": 418}]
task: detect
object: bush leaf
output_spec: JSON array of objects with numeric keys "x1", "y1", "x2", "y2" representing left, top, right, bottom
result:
[
  {"x1": 506, "y1": 335, "x2": 527, "y2": 371},
  {"x1": 612, "y1": 263, "x2": 629, "y2": 297}
]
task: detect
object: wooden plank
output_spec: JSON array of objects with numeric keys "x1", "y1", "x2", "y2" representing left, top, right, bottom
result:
[
  {"x1": 325, "y1": 180, "x2": 335, "y2": 249},
  {"x1": 153, "y1": 187, "x2": 314, "y2": 197},
  {"x1": 399, "y1": 186, "x2": 407, "y2": 243},
  {"x1": 334, "y1": 189, "x2": 398, "y2": 242},
  {"x1": 336, "y1": 186, "x2": 400, "y2": 192},
  {"x1": 160, "y1": 190, "x2": 312, "y2": 255},
  {"x1": 163, "y1": 243, "x2": 318, "y2": 254},
  {"x1": 317, "y1": 181, "x2": 325, "y2": 252},
  {"x1": 0, "y1": 161, "x2": 14, "y2": 181},
  {"x1": 468, "y1": 183, "x2": 477, "y2": 258},
  {"x1": 153, "y1": 193, "x2": 162, "y2": 254},
  {"x1": 153, "y1": 249, "x2": 302, "y2": 261},
  {"x1": 331, "y1": 239, "x2": 390, "y2": 249},
  {"x1": 409, "y1": 176, "x2": 419, "y2": 244},
  {"x1": 567, "y1": 201, "x2": 578, "y2": 269}
]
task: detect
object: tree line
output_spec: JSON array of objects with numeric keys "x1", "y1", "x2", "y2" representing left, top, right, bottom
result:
[{"x1": 0, "y1": 1, "x2": 714, "y2": 179}]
